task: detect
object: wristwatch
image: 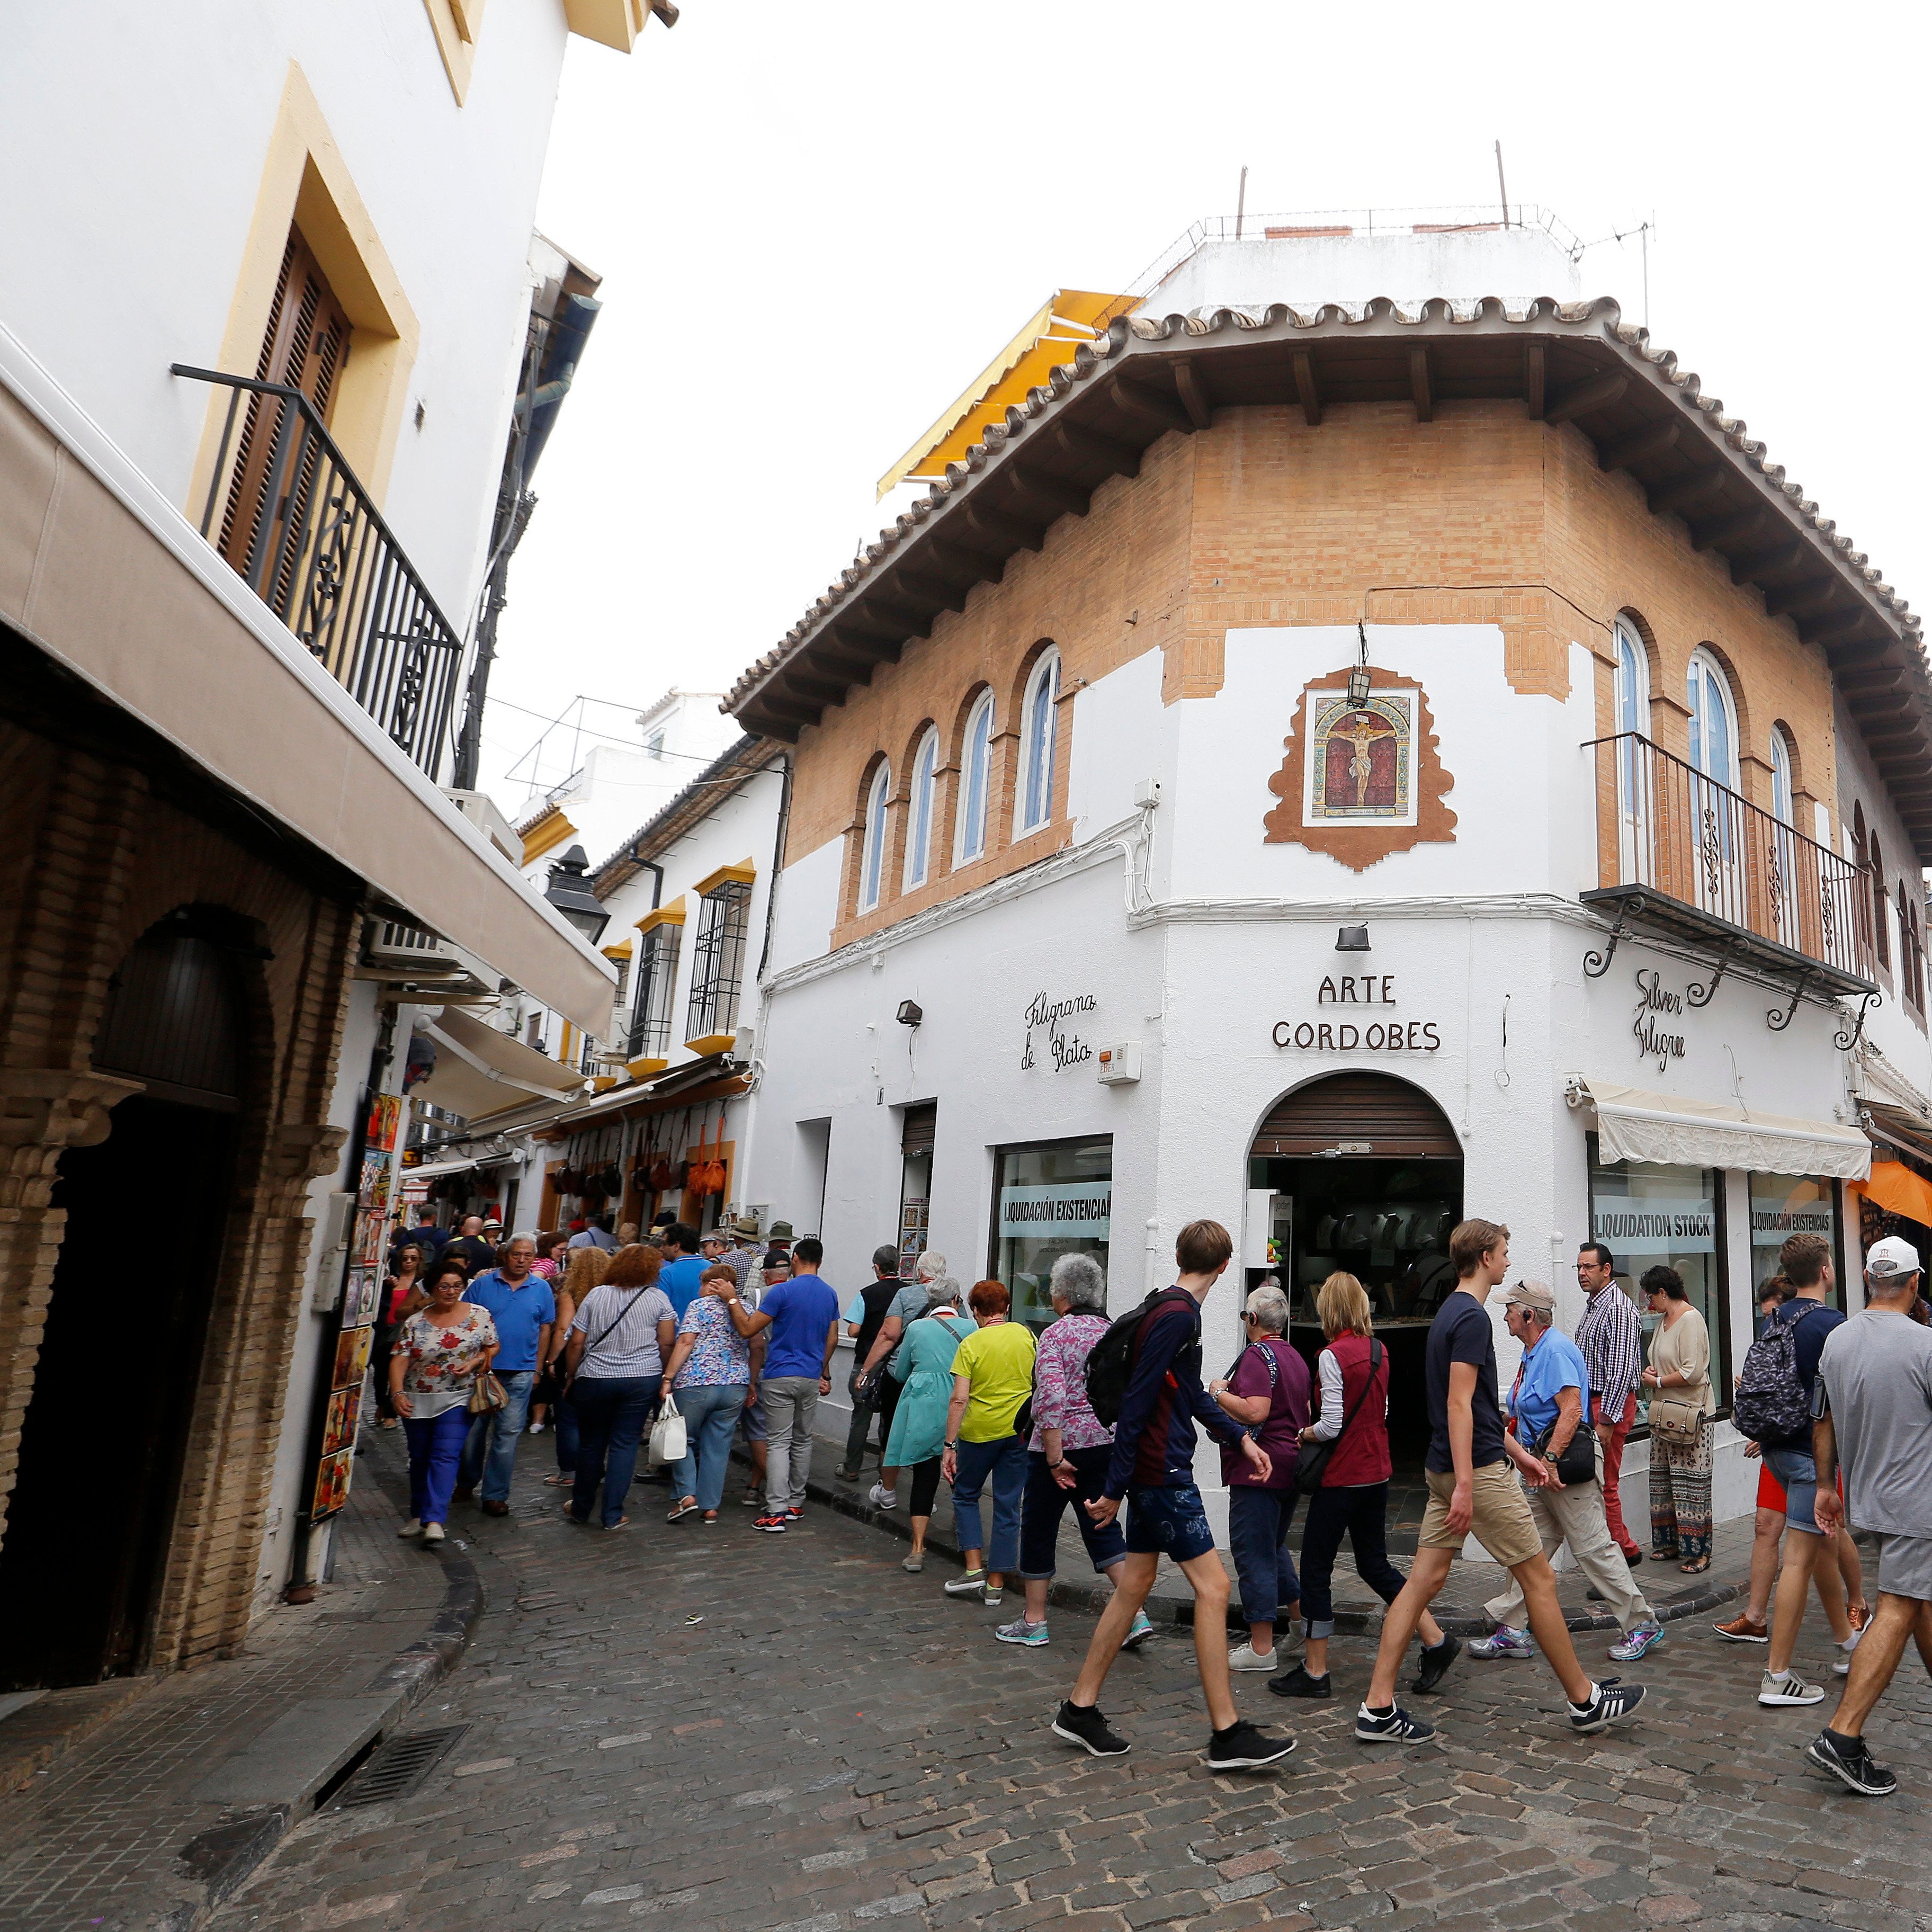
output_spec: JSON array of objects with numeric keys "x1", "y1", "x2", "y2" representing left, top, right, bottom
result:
[{"x1": 944, "y1": 1440, "x2": 959, "y2": 1452}]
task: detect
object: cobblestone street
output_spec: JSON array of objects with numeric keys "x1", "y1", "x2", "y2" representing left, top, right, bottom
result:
[{"x1": 206, "y1": 1479, "x2": 1932, "y2": 1932}]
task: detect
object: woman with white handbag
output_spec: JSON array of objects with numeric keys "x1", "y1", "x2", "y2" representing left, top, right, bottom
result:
[
  {"x1": 660, "y1": 1265, "x2": 752, "y2": 1523},
  {"x1": 561, "y1": 1244, "x2": 677, "y2": 1531}
]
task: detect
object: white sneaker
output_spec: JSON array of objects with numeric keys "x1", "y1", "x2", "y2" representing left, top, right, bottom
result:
[
  {"x1": 397, "y1": 1518, "x2": 424, "y2": 1539},
  {"x1": 1758, "y1": 1668, "x2": 1824, "y2": 1706},
  {"x1": 1227, "y1": 1643, "x2": 1278, "y2": 1672},
  {"x1": 527, "y1": 1421, "x2": 545, "y2": 1435},
  {"x1": 422, "y1": 1522, "x2": 446, "y2": 1546},
  {"x1": 868, "y1": 1482, "x2": 898, "y2": 1510},
  {"x1": 1835, "y1": 1628, "x2": 1863, "y2": 1676}
]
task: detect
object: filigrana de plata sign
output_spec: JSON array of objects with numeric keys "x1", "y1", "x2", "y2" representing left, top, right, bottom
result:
[{"x1": 1022, "y1": 990, "x2": 1096, "y2": 1072}]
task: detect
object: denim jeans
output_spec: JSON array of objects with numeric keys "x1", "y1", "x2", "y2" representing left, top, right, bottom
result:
[
  {"x1": 1227, "y1": 1484, "x2": 1302, "y2": 1629},
  {"x1": 1298, "y1": 1481, "x2": 1411, "y2": 1634},
  {"x1": 552, "y1": 1392, "x2": 579, "y2": 1474},
  {"x1": 403, "y1": 1407, "x2": 471, "y2": 1525},
  {"x1": 570, "y1": 1375, "x2": 661, "y2": 1527},
  {"x1": 672, "y1": 1381, "x2": 747, "y2": 1512},
  {"x1": 951, "y1": 1433, "x2": 1026, "y2": 1573},
  {"x1": 459, "y1": 1370, "x2": 534, "y2": 1502},
  {"x1": 1017, "y1": 1445, "x2": 1127, "y2": 1579}
]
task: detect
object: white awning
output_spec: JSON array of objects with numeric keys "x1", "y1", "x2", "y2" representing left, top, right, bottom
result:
[
  {"x1": 402, "y1": 1156, "x2": 482, "y2": 1182},
  {"x1": 412, "y1": 1008, "x2": 584, "y2": 1124},
  {"x1": 1576, "y1": 1078, "x2": 1870, "y2": 1180}
]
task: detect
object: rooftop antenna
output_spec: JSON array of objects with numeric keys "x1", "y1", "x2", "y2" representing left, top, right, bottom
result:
[
  {"x1": 1235, "y1": 164, "x2": 1248, "y2": 239},
  {"x1": 1493, "y1": 139, "x2": 1509, "y2": 227}
]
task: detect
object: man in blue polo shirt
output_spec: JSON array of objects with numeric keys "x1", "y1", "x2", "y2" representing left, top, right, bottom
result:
[
  {"x1": 656, "y1": 1223, "x2": 708, "y2": 1321},
  {"x1": 1472, "y1": 1280, "x2": 1659, "y2": 1663},
  {"x1": 458, "y1": 1233, "x2": 554, "y2": 1516}
]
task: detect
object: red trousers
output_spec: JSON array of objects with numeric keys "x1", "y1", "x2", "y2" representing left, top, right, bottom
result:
[{"x1": 1594, "y1": 1390, "x2": 1641, "y2": 1557}]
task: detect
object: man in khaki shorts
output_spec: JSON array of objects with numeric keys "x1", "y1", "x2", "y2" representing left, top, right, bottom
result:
[{"x1": 1355, "y1": 1219, "x2": 1647, "y2": 1745}]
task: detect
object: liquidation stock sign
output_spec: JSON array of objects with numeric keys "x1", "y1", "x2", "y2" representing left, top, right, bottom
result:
[{"x1": 999, "y1": 1182, "x2": 1113, "y2": 1241}]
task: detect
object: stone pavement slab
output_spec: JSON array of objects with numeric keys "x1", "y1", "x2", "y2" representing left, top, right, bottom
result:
[{"x1": 202, "y1": 1451, "x2": 1932, "y2": 1932}]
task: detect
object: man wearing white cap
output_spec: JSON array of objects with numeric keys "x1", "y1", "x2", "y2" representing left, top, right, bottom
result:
[{"x1": 1805, "y1": 1236, "x2": 1932, "y2": 1796}]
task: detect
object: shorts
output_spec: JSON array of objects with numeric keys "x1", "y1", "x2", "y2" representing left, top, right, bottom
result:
[
  {"x1": 1756, "y1": 1462, "x2": 1787, "y2": 1512},
  {"x1": 1763, "y1": 1444, "x2": 1819, "y2": 1535},
  {"x1": 1419, "y1": 1461, "x2": 1543, "y2": 1568},
  {"x1": 1873, "y1": 1530, "x2": 1932, "y2": 1602},
  {"x1": 1123, "y1": 1482, "x2": 1216, "y2": 1563},
  {"x1": 738, "y1": 1393, "x2": 768, "y2": 1444}
]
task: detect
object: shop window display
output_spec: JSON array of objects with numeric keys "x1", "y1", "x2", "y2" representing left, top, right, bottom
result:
[
  {"x1": 992, "y1": 1135, "x2": 1110, "y2": 1331},
  {"x1": 1748, "y1": 1174, "x2": 1841, "y2": 1310},
  {"x1": 1588, "y1": 1149, "x2": 1728, "y2": 1424}
]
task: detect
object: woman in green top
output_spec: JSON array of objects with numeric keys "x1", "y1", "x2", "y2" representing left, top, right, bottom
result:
[
  {"x1": 884, "y1": 1280, "x2": 977, "y2": 1573},
  {"x1": 939, "y1": 1280, "x2": 1039, "y2": 1605}
]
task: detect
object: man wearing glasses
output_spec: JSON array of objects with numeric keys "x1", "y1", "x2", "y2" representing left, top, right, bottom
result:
[{"x1": 1575, "y1": 1242, "x2": 1645, "y2": 1565}]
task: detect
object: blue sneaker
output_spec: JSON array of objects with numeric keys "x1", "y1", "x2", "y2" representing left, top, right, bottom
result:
[
  {"x1": 1608, "y1": 1623, "x2": 1663, "y2": 1663},
  {"x1": 1469, "y1": 1625, "x2": 1535, "y2": 1660},
  {"x1": 1122, "y1": 1609, "x2": 1156, "y2": 1649},
  {"x1": 995, "y1": 1617, "x2": 1049, "y2": 1647}
]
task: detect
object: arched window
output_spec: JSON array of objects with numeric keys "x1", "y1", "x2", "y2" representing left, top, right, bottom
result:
[
  {"x1": 1016, "y1": 648, "x2": 1061, "y2": 837},
  {"x1": 1686, "y1": 649, "x2": 1739, "y2": 789},
  {"x1": 1614, "y1": 620, "x2": 1649, "y2": 739},
  {"x1": 1767, "y1": 729, "x2": 1798, "y2": 949},
  {"x1": 904, "y1": 729, "x2": 938, "y2": 890},
  {"x1": 1871, "y1": 830, "x2": 1891, "y2": 971},
  {"x1": 858, "y1": 761, "x2": 891, "y2": 914},
  {"x1": 955, "y1": 691, "x2": 993, "y2": 865},
  {"x1": 1612, "y1": 619, "x2": 1651, "y2": 855},
  {"x1": 1769, "y1": 730, "x2": 1794, "y2": 826}
]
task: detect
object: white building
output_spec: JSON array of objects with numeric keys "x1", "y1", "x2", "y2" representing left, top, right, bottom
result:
[{"x1": 721, "y1": 217, "x2": 1932, "y2": 1546}]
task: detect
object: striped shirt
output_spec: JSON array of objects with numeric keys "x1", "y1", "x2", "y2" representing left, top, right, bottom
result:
[
  {"x1": 1575, "y1": 1283, "x2": 1643, "y2": 1418},
  {"x1": 571, "y1": 1284, "x2": 675, "y2": 1379}
]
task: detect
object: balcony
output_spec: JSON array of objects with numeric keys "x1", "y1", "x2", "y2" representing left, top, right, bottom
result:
[
  {"x1": 172, "y1": 365, "x2": 466, "y2": 776},
  {"x1": 1582, "y1": 732, "x2": 1876, "y2": 1001}
]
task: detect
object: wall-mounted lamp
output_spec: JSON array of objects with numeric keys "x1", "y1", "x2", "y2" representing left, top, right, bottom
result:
[
  {"x1": 1347, "y1": 620, "x2": 1373, "y2": 709},
  {"x1": 896, "y1": 1000, "x2": 924, "y2": 1028},
  {"x1": 1336, "y1": 925, "x2": 1370, "y2": 952}
]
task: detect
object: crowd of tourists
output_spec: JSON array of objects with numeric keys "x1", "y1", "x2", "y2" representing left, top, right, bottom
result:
[{"x1": 371, "y1": 1200, "x2": 1932, "y2": 1796}]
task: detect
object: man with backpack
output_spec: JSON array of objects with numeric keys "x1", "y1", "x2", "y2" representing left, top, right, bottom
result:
[
  {"x1": 836, "y1": 1244, "x2": 915, "y2": 1480},
  {"x1": 1738, "y1": 1230, "x2": 1860, "y2": 1705},
  {"x1": 1049, "y1": 1219, "x2": 1298, "y2": 1772}
]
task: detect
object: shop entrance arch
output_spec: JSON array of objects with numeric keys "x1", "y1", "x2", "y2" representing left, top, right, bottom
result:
[
  {"x1": 0, "y1": 913, "x2": 247, "y2": 1688},
  {"x1": 1247, "y1": 1071, "x2": 1462, "y2": 1479}
]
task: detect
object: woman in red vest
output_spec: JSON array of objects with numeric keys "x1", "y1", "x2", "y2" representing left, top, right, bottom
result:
[{"x1": 1268, "y1": 1272, "x2": 1457, "y2": 1700}]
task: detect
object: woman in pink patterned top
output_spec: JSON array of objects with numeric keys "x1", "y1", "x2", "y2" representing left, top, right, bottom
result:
[
  {"x1": 998, "y1": 1254, "x2": 1157, "y2": 1649},
  {"x1": 389, "y1": 1262, "x2": 498, "y2": 1545}
]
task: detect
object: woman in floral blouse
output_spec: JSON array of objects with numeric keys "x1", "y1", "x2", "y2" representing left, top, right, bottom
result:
[
  {"x1": 998, "y1": 1253, "x2": 1155, "y2": 1650},
  {"x1": 389, "y1": 1260, "x2": 499, "y2": 1545},
  {"x1": 661, "y1": 1265, "x2": 753, "y2": 1523}
]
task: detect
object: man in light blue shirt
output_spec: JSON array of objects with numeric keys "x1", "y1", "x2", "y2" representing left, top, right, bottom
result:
[
  {"x1": 1472, "y1": 1280, "x2": 1660, "y2": 1663},
  {"x1": 458, "y1": 1234, "x2": 554, "y2": 1515},
  {"x1": 656, "y1": 1223, "x2": 707, "y2": 1321}
]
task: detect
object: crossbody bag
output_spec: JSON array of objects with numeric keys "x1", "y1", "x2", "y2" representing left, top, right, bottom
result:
[{"x1": 1295, "y1": 1339, "x2": 1382, "y2": 1495}]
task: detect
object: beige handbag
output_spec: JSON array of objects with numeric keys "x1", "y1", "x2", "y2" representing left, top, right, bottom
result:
[{"x1": 1645, "y1": 1390, "x2": 1706, "y2": 1444}]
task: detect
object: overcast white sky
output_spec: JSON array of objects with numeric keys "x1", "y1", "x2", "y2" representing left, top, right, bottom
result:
[{"x1": 477, "y1": 1, "x2": 1930, "y2": 812}]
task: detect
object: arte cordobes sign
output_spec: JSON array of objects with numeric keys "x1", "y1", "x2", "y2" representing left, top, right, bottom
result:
[
  {"x1": 1272, "y1": 973, "x2": 1441, "y2": 1054},
  {"x1": 1021, "y1": 989, "x2": 1096, "y2": 1072}
]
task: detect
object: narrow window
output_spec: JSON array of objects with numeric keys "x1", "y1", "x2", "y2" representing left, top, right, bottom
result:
[
  {"x1": 1017, "y1": 650, "x2": 1061, "y2": 836},
  {"x1": 686, "y1": 881, "x2": 753, "y2": 1043},
  {"x1": 1769, "y1": 730, "x2": 1794, "y2": 826},
  {"x1": 627, "y1": 923, "x2": 681, "y2": 1059},
  {"x1": 1685, "y1": 650, "x2": 1737, "y2": 788},
  {"x1": 1872, "y1": 831, "x2": 1891, "y2": 971},
  {"x1": 904, "y1": 731, "x2": 938, "y2": 890},
  {"x1": 859, "y1": 762, "x2": 891, "y2": 913},
  {"x1": 955, "y1": 692, "x2": 993, "y2": 864}
]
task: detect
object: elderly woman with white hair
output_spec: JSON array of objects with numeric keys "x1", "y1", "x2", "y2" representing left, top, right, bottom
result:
[
  {"x1": 879, "y1": 1276, "x2": 977, "y2": 1571},
  {"x1": 1207, "y1": 1281, "x2": 1312, "y2": 1672},
  {"x1": 995, "y1": 1252, "x2": 1156, "y2": 1650},
  {"x1": 862, "y1": 1248, "x2": 950, "y2": 1511}
]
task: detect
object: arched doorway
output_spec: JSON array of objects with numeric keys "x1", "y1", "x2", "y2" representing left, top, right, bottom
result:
[
  {"x1": 0, "y1": 912, "x2": 247, "y2": 1687},
  {"x1": 1248, "y1": 1071, "x2": 1462, "y2": 1481}
]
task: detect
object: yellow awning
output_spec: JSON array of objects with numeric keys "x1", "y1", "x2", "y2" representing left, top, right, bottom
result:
[{"x1": 876, "y1": 289, "x2": 1132, "y2": 499}]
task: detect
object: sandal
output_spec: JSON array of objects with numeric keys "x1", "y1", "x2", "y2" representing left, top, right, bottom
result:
[
  {"x1": 666, "y1": 1498, "x2": 700, "y2": 1522},
  {"x1": 561, "y1": 1506, "x2": 589, "y2": 1525},
  {"x1": 1679, "y1": 1556, "x2": 1711, "y2": 1574},
  {"x1": 544, "y1": 1472, "x2": 576, "y2": 1487},
  {"x1": 604, "y1": 1516, "x2": 629, "y2": 1531}
]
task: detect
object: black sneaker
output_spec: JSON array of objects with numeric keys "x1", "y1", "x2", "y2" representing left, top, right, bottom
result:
[
  {"x1": 1268, "y1": 1663, "x2": 1332, "y2": 1700},
  {"x1": 1355, "y1": 1702, "x2": 1435, "y2": 1744},
  {"x1": 1569, "y1": 1677, "x2": 1645, "y2": 1734},
  {"x1": 1051, "y1": 1700, "x2": 1131, "y2": 1757},
  {"x1": 1413, "y1": 1633, "x2": 1462, "y2": 1694},
  {"x1": 1206, "y1": 1719, "x2": 1296, "y2": 1770},
  {"x1": 1806, "y1": 1728, "x2": 1897, "y2": 1796}
]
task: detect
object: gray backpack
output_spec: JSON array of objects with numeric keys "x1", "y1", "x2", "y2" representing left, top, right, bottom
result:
[{"x1": 1730, "y1": 1301, "x2": 1822, "y2": 1445}]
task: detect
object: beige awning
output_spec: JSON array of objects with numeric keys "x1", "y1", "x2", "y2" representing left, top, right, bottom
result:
[
  {"x1": 0, "y1": 333, "x2": 615, "y2": 1033},
  {"x1": 412, "y1": 1009, "x2": 584, "y2": 1123},
  {"x1": 1576, "y1": 1078, "x2": 1870, "y2": 1180}
]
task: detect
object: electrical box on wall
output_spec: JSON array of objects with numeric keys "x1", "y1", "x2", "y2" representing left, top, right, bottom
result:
[{"x1": 1095, "y1": 1040, "x2": 1141, "y2": 1084}]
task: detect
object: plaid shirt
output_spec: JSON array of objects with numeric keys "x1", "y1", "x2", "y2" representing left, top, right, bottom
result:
[{"x1": 1575, "y1": 1283, "x2": 1643, "y2": 1417}]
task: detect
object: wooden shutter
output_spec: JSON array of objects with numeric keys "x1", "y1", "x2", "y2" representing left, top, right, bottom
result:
[
  {"x1": 1250, "y1": 1072, "x2": 1459, "y2": 1159},
  {"x1": 218, "y1": 229, "x2": 353, "y2": 578},
  {"x1": 901, "y1": 1102, "x2": 937, "y2": 1157}
]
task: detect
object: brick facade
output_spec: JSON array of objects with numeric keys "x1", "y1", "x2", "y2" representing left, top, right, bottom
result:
[
  {"x1": 792, "y1": 401, "x2": 1845, "y2": 952},
  {"x1": 0, "y1": 716, "x2": 356, "y2": 1672}
]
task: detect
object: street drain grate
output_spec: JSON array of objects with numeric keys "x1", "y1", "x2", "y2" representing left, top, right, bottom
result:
[{"x1": 330, "y1": 1724, "x2": 470, "y2": 1809}]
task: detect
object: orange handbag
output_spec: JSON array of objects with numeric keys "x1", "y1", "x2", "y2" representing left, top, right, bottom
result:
[{"x1": 692, "y1": 1103, "x2": 727, "y2": 1199}]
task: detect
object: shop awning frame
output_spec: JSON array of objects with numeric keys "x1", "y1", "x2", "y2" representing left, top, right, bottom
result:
[{"x1": 1571, "y1": 1076, "x2": 1870, "y2": 1180}]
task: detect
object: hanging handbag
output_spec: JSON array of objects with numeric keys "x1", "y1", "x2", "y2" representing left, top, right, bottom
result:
[
  {"x1": 1296, "y1": 1339, "x2": 1382, "y2": 1495},
  {"x1": 647, "y1": 1391, "x2": 687, "y2": 1466},
  {"x1": 468, "y1": 1371, "x2": 508, "y2": 1416},
  {"x1": 693, "y1": 1102, "x2": 727, "y2": 1198},
  {"x1": 1531, "y1": 1415, "x2": 1598, "y2": 1484},
  {"x1": 1644, "y1": 1390, "x2": 1706, "y2": 1445}
]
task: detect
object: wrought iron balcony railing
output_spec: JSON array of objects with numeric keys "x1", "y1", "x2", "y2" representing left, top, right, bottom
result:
[
  {"x1": 172, "y1": 365, "x2": 466, "y2": 777},
  {"x1": 1584, "y1": 731, "x2": 1875, "y2": 994}
]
